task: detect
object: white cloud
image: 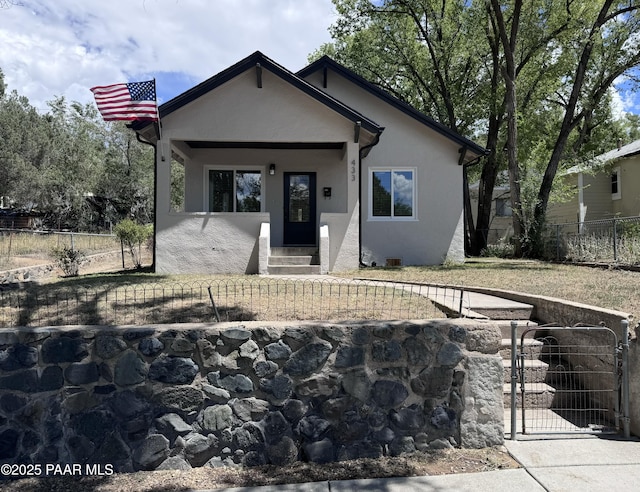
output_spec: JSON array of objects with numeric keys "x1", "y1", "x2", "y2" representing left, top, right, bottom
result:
[
  {"x1": 393, "y1": 172, "x2": 414, "y2": 207},
  {"x1": 611, "y1": 73, "x2": 640, "y2": 120},
  {"x1": 0, "y1": 0, "x2": 336, "y2": 111}
]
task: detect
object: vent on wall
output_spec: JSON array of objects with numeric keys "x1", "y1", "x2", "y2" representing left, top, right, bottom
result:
[{"x1": 385, "y1": 258, "x2": 402, "y2": 267}]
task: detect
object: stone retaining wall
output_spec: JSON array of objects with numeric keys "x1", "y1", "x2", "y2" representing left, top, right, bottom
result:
[
  {"x1": 0, "y1": 319, "x2": 503, "y2": 472},
  {"x1": 0, "y1": 251, "x2": 121, "y2": 286}
]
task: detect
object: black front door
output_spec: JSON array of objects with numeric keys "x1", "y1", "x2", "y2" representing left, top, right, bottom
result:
[{"x1": 283, "y1": 172, "x2": 316, "y2": 245}]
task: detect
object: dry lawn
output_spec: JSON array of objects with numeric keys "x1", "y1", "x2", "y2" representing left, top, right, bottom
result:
[{"x1": 334, "y1": 258, "x2": 640, "y2": 322}]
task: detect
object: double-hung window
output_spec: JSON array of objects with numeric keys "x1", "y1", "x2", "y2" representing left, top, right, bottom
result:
[
  {"x1": 207, "y1": 168, "x2": 262, "y2": 212},
  {"x1": 370, "y1": 168, "x2": 416, "y2": 220}
]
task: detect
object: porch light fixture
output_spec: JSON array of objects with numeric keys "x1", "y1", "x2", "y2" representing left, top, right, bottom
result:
[{"x1": 269, "y1": 163, "x2": 276, "y2": 175}]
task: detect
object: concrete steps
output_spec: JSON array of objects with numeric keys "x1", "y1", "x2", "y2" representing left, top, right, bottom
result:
[
  {"x1": 267, "y1": 247, "x2": 320, "y2": 275},
  {"x1": 503, "y1": 382, "x2": 557, "y2": 408}
]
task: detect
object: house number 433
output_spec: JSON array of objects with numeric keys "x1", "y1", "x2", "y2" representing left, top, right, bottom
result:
[{"x1": 350, "y1": 160, "x2": 356, "y2": 181}]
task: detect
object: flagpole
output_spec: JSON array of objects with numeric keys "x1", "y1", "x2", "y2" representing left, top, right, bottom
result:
[{"x1": 154, "y1": 78, "x2": 165, "y2": 161}]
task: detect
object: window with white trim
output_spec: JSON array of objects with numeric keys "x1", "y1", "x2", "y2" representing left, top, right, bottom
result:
[
  {"x1": 611, "y1": 167, "x2": 621, "y2": 200},
  {"x1": 369, "y1": 169, "x2": 415, "y2": 219},
  {"x1": 206, "y1": 168, "x2": 263, "y2": 212}
]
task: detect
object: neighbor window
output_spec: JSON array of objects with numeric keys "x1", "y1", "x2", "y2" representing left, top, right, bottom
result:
[
  {"x1": 370, "y1": 169, "x2": 415, "y2": 219},
  {"x1": 208, "y1": 169, "x2": 262, "y2": 212},
  {"x1": 495, "y1": 198, "x2": 512, "y2": 217},
  {"x1": 611, "y1": 167, "x2": 621, "y2": 200}
]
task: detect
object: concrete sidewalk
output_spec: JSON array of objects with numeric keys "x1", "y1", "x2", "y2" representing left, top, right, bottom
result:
[{"x1": 199, "y1": 436, "x2": 640, "y2": 492}]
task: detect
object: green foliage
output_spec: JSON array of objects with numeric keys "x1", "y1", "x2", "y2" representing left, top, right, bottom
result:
[
  {"x1": 480, "y1": 240, "x2": 515, "y2": 259},
  {"x1": 322, "y1": 0, "x2": 640, "y2": 258},
  {"x1": 114, "y1": 219, "x2": 152, "y2": 269},
  {"x1": 51, "y1": 246, "x2": 86, "y2": 277},
  {"x1": 0, "y1": 85, "x2": 154, "y2": 231}
]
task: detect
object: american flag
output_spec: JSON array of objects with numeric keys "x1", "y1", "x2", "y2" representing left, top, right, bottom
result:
[{"x1": 90, "y1": 80, "x2": 158, "y2": 121}]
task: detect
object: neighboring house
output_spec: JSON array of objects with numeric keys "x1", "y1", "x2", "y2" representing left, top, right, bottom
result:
[
  {"x1": 131, "y1": 52, "x2": 485, "y2": 274},
  {"x1": 468, "y1": 171, "x2": 513, "y2": 244},
  {"x1": 547, "y1": 139, "x2": 640, "y2": 226},
  {"x1": 0, "y1": 209, "x2": 41, "y2": 229}
]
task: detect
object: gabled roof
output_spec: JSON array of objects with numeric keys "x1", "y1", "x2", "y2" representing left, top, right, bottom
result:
[
  {"x1": 131, "y1": 51, "x2": 383, "y2": 136},
  {"x1": 298, "y1": 56, "x2": 487, "y2": 160},
  {"x1": 566, "y1": 139, "x2": 640, "y2": 175}
]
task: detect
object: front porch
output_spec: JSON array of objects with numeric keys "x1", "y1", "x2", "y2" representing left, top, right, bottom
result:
[{"x1": 154, "y1": 203, "x2": 358, "y2": 274}]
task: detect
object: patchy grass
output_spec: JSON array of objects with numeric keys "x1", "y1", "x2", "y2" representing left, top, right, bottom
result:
[
  {"x1": 0, "y1": 273, "x2": 445, "y2": 328},
  {"x1": 3, "y1": 257, "x2": 636, "y2": 327}
]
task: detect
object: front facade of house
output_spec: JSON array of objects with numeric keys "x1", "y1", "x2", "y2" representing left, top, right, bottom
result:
[
  {"x1": 133, "y1": 52, "x2": 485, "y2": 274},
  {"x1": 547, "y1": 139, "x2": 640, "y2": 225}
]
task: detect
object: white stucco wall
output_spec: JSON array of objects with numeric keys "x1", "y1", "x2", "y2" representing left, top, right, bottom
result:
[
  {"x1": 155, "y1": 213, "x2": 268, "y2": 274},
  {"x1": 154, "y1": 66, "x2": 364, "y2": 274},
  {"x1": 304, "y1": 69, "x2": 466, "y2": 265}
]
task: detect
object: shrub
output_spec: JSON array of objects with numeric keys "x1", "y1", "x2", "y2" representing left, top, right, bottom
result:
[
  {"x1": 114, "y1": 219, "x2": 152, "y2": 269},
  {"x1": 51, "y1": 247, "x2": 86, "y2": 277},
  {"x1": 480, "y1": 240, "x2": 514, "y2": 258}
]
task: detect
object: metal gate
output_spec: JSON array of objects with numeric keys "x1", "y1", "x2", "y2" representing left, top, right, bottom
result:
[{"x1": 509, "y1": 321, "x2": 630, "y2": 438}]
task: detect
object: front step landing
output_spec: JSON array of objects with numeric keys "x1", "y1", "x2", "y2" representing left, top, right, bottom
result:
[
  {"x1": 465, "y1": 292, "x2": 534, "y2": 320},
  {"x1": 267, "y1": 247, "x2": 320, "y2": 275}
]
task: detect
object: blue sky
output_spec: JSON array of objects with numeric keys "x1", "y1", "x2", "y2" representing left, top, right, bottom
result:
[
  {"x1": 0, "y1": 0, "x2": 337, "y2": 111},
  {"x1": 0, "y1": 0, "x2": 638, "y2": 119}
]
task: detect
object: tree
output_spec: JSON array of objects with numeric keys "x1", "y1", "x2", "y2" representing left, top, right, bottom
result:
[
  {"x1": 114, "y1": 218, "x2": 152, "y2": 269},
  {"x1": 0, "y1": 74, "x2": 155, "y2": 232},
  {"x1": 0, "y1": 88, "x2": 50, "y2": 212},
  {"x1": 314, "y1": 0, "x2": 640, "y2": 257},
  {"x1": 526, "y1": 1, "x2": 640, "y2": 255},
  {"x1": 95, "y1": 122, "x2": 154, "y2": 226}
]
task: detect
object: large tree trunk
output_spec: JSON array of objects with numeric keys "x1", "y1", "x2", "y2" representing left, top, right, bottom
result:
[
  {"x1": 490, "y1": 0, "x2": 524, "y2": 256},
  {"x1": 527, "y1": 0, "x2": 614, "y2": 256},
  {"x1": 472, "y1": 151, "x2": 500, "y2": 255}
]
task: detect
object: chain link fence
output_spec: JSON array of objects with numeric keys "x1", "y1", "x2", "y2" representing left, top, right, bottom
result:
[
  {"x1": 547, "y1": 216, "x2": 640, "y2": 265},
  {"x1": 0, "y1": 278, "x2": 459, "y2": 328}
]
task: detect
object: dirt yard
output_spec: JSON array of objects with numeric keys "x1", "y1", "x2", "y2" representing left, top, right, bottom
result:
[{"x1": 0, "y1": 447, "x2": 519, "y2": 492}]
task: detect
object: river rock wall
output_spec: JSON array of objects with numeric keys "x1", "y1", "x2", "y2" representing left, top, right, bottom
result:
[{"x1": 0, "y1": 319, "x2": 503, "y2": 471}]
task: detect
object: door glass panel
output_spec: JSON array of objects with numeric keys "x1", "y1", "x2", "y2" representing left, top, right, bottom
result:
[{"x1": 288, "y1": 174, "x2": 310, "y2": 223}]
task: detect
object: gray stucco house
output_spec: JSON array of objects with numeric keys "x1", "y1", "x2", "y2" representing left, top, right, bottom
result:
[{"x1": 132, "y1": 52, "x2": 485, "y2": 274}]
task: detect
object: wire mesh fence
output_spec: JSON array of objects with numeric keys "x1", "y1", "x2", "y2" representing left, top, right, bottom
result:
[
  {"x1": 547, "y1": 216, "x2": 640, "y2": 265},
  {"x1": 0, "y1": 277, "x2": 462, "y2": 327},
  {"x1": 0, "y1": 229, "x2": 120, "y2": 258}
]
